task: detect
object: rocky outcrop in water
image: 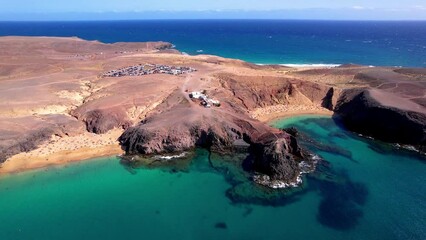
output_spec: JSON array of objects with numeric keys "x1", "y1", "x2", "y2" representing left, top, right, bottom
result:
[
  {"x1": 321, "y1": 87, "x2": 335, "y2": 110},
  {"x1": 118, "y1": 91, "x2": 308, "y2": 186},
  {"x1": 248, "y1": 132, "x2": 303, "y2": 183}
]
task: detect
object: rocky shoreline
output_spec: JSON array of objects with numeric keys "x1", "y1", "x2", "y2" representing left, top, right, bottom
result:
[
  {"x1": 334, "y1": 88, "x2": 426, "y2": 153},
  {"x1": 117, "y1": 90, "x2": 311, "y2": 187},
  {"x1": 0, "y1": 37, "x2": 425, "y2": 187}
]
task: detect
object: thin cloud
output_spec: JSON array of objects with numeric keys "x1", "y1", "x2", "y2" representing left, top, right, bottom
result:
[{"x1": 413, "y1": 5, "x2": 426, "y2": 10}]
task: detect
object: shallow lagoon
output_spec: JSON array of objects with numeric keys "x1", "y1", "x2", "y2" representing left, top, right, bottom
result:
[{"x1": 0, "y1": 116, "x2": 425, "y2": 240}]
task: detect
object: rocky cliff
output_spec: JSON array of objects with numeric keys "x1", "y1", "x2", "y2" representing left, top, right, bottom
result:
[
  {"x1": 118, "y1": 90, "x2": 309, "y2": 186},
  {"x1": 334, "y1": 88, "x2": 426, "y2": 150}
]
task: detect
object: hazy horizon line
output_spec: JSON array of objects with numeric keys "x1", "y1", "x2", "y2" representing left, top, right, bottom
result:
[
  {"x1": 1, "y1": 9, "x2": 426, "y2": 21},
  {"x1": 2, "y1": 19, "x2": 426, "y2": 22}
]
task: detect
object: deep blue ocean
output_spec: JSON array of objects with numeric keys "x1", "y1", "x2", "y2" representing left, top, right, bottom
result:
[{"x1": 0, "y1": 20, "x2": 425, "y2": 67}]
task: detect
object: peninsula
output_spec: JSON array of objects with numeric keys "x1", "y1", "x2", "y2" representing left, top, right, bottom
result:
[{"x1": 0, "y1": 37, "x2": 425, "y2": 187}]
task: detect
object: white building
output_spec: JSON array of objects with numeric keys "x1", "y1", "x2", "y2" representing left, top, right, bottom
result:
[{"x1": 190, "y1": 91, "x2": 203, "y2": 99}]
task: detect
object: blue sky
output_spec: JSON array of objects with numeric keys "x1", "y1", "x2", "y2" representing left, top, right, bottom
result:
[{"x1": 1, "y1": 0, "x2": 426, "y2": 20}]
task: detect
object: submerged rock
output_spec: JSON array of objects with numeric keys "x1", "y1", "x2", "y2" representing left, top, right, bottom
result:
[
  {"x1": 282, "y1": 126, "x2": 353, "y2": 160},
  {"x1": 119, "y1": 151, "x2": 194, "y2": 174},
  {"x1": 214, "y1": 222, "x2": 228, "y2": 229}
]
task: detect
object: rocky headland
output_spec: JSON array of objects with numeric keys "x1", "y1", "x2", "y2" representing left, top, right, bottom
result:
[
  {"x1": 0, "y1": 37, "x2": 424, "y2": 186},
  {"x1": 332, "y1": 68, "x2": 426, "y2": 152}
]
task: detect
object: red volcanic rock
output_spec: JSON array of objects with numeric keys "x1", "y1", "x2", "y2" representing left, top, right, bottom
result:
[
  {"x1": 74, "y1": 107, "x2": 132, "y2": 134},
  {"x1": 119, "y1": 91, "x2": 307, "y2": 184},
  {"x1": 216, "y1": 74, "x2": 337, "y2": 111},
  {"x1": 119, "y1": 115, "x2": 237, "y2": 154},
  {"x1": 120, "y1": 106, "x2": 247, "y2": 155},
  {"x1": 249, "y1": 131, "x2": 304, "y2": 182}
]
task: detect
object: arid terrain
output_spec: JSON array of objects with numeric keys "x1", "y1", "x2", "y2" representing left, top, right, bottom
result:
[{"x1": 0, "y1": 37, "x2": 425, "y2": 186}]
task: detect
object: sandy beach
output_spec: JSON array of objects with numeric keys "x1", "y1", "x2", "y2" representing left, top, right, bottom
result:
[
  {"x1": 0, "y1": 129, "x2": 123, "y2": 174},
  {"x1": 250, "y1": 104, "x2": 333, "y2": 122}
]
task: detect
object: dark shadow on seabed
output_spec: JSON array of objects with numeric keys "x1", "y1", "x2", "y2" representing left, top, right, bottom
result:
[
  {"x1": 276, "y1": 116, "x2": 371, "y2": 230},
  {"x1": 210, "y1": 150, "x2": 369, "y2": 231},
  {"x1": 312, "y1": 168, "x2": 369, "y2": 231},
  {"x1": 119, "y1": 143, "x2": 369, "y2": 231}
]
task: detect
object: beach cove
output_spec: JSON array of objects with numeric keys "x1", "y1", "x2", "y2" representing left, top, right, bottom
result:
[{"x1": 0, "y1": 115, "x2": 424, "y2": 240}]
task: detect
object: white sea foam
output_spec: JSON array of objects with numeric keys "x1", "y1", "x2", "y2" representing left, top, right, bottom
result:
[
  {"x1": 154, "y1": 152, "x2": 187, "y2": 160},
  {"x1": 280, "y1": 64, "x2": 341, "y2": 68},
  {"x1": 253, "y1": 174, "x2": 302, "y2": 189},
  {"x1": 255, "y1": 63, "x2": 341, "y2": 68}
]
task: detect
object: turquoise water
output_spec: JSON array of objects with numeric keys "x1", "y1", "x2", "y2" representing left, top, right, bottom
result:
[{"x1": 0, "y1": 116, "x2": 425, "y2": 240}]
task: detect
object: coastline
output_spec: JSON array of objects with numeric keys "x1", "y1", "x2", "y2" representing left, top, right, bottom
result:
[
  {"x1": 250, "y1": 104, "x2": 333, "y2": 123},
  {"x1": 0, "y1": 108, "x2": 331, "y2": 175},
  {"x1": 0, "y1": 145, "x2": 122, "y2": 175},
  {"x1": 262, "y1": 110, "x2": 333, "y2": 123},
  {"x1": 1, "y1": 37, "x2": 422, "y2": 178},
  {"x1": 0, "y1": 129, "x2": 124, "y2": 174},
  {"x1": 255, "y1": 63, "x2": 341, "y2": 69}
]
